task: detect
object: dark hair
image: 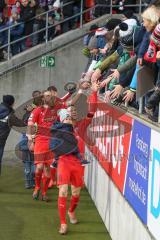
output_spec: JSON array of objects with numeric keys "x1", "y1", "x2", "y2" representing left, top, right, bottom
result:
[
  {"x1": 89, "y1": 24, "x2": 98, "y2": 31},
  {"x1": 32, "y1": 90, "x2": 41, "y2": 98},
  {"x1": 47, "y1": 85, "x2": 57, "y2": 92},
  {"x1": 105, "y1": 18, "x2": 122, "y2": 31},
  {"x1": 3, "y1": 95, "x2": 15, "y2": 106}
]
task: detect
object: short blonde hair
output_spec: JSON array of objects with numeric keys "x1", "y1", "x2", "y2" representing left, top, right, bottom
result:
[{"x1": 142, "y1": 6, "x2": 160, "y2": 25}]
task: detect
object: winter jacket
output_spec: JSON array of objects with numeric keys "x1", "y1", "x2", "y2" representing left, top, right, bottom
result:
[
  {"x1": 62, "y1": 0, "x2": 74, "y2": 17},
  {"x1": 0, "y1": 23, "x2": 7, "y2": 46},
  {"x1": 117, "y1": 55, "x2": 137, "y2": 74},
  {"x1": 133, "y1": 25, "x2": 146, "y2": 54},
  {"x1": 50, "y1": 121, "x2": 79, "y2": 157},
  {"x1": 96, "y1": 35, "x2": 106, "y2": 49},
  {"x1": 137, "y1": 31, "x2": 151, "y2": 59},
  {"x1": 108, "y1": 51, "x2": 131, "y2": 90},
  {"x1": 0, "y1": 0, "x2": 5, "y2": 13},
  {"x1": 119, "y1": 66, "x2": 136, "y2": 88},
  {"x1": 0, "y1": 103, "x2": 25, "y2": 146},
  {"x1": 6, "y1": 20, "x2": 24, "y2": 42},
  {"x1": 98, "y1": 51, "x2": 120, "y2": 72},
  {"x1": 19, "y1": 3, "x2": 36, "y2": 35}
]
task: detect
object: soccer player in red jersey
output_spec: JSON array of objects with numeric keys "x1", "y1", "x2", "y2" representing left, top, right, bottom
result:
[
  {"x1": 27, "y1": 87, "x2": 84, "y2": 201},
  {"x1": 47, "y1": 85, "x2": 75, "y2": 188},
  {"x1": 56, "y1": 82, "x2": 99, "y2": 234},
  {"x1": 27, "y1": 90, "x2": 68, "y2": 201}
]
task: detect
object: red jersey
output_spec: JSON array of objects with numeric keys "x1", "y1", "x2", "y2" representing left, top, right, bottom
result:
[{"x1": 28, "y1": 97, "x2": 66, "y2": 142}]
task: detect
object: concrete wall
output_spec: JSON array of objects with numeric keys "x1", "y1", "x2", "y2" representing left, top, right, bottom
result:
[{"x1": 84, "y1": 147, "x2": 155, "y2": 240}]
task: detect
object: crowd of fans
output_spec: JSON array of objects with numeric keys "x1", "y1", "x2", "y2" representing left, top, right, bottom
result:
[{"x1": 81, "y1": 2, "x2": 160, "y2": 123}]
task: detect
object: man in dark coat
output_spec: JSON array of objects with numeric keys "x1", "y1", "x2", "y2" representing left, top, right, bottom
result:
[
  {"x1": 0, "y1": 95, "x2": 25, "y2": 175},
  {"x1": 0, "y1": 0, "x2": 5, "y2": 16},
  {"x1": 19, "y1": 0, "x2": 37, "y2": 48}
]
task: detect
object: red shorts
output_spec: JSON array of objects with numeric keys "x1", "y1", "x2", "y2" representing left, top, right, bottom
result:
[
  {"x1": 57, "y1": 155, "x2": 84, "y2": 187},
  {"x1": 34, "y1": 140, "x2": 54, "y2": 166}
]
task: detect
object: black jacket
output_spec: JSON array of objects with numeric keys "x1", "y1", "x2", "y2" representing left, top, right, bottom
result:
[
  {"x1": 50, "y1": 121, "x2": 78, "y2": 157},
  {"x1": 0, "y1": 103, "x2": 25, "y2": 146},
  {"x1": 62, "y1": 0, "x2": 74, "y2": 17},
  {"x1": 0, "y1": 0, "x2": 5, "y2": 13},
  {"x1": 20, "y1": 3, "x2": 36, "y2": 35}
]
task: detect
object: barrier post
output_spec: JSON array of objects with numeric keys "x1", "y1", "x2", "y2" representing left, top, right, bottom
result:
[
  {"x1": 158, "y1": 102, "x2": 160, "y2": 124},
  {"x1": 139, "y1": 97, "x2": 143, "y2": 114},
  {"x1": 139, "y1": 0, "x2": 142, "y2": 14},
  {"x1": 45, "y1": 12, "x2": 49, "y2": 43},
  {"x1": 7, "y1": 27, "x2": 11, "y2": 61},
  {"x1": 110, "y1": 0, "x2": 112, "y2": 14},
  {"x1": 125, "y1": 102, "x2": 128, "y2": 108},
  {"x1": 80, "y1": 0, "x2": 83, "y2": 28}
]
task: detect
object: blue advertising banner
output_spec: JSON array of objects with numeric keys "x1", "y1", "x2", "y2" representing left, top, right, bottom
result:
[{"x1": 124, "y1": 120, "x2": 151, "y2": 224}]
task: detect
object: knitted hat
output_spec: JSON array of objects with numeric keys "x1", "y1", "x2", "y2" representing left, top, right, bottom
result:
[
  {"x1": 118, "y1": 19, "x2": 137, "y2": 50},
  {"x1": 82, "y1": 47, "x2": 90, "y2": 57},
  {"x1": 95, "y1": 27, "x2": 108, "y2": 36},
  {"x1": 105, "y1": 18, "x2": 122, "y2": 31},
  {"x1": 151, "y1": 24, "x2": 160, "y2": 46},
  {"x1": 58, "y1": 109, "x2": 70, "y2": 122},
  {"x1": 88, "y1": 35, "x2": 98, "y2": 50},
  {"x1": 3, "y1": 95, "x2": 15, "y2": 106},
  {"x1": 119, "y1": 19, "x2": 137, "y2": 38}
]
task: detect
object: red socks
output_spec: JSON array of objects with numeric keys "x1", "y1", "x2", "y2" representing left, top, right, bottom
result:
[
  {"x1": 42, "y1": 176, "x2": 50, "y2": 196},
  {"x1": 68, "y1": 195, "x2": 80, "y2": 213},
  {"x1": 58, "y1": 196, "x2": 67, "y2": 224},
  {"x1": 35, "y1": 171, "x2": 43, "y2": 190}
]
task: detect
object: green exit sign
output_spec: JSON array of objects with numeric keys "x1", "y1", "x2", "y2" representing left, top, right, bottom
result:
[{"x1": 40, "y1": 56, "x2": 55, "y2": 68}]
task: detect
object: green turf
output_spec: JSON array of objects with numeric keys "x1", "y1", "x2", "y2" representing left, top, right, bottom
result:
[{"x1": 0, "y1": 165, "x2": 111, "y2": 240}]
